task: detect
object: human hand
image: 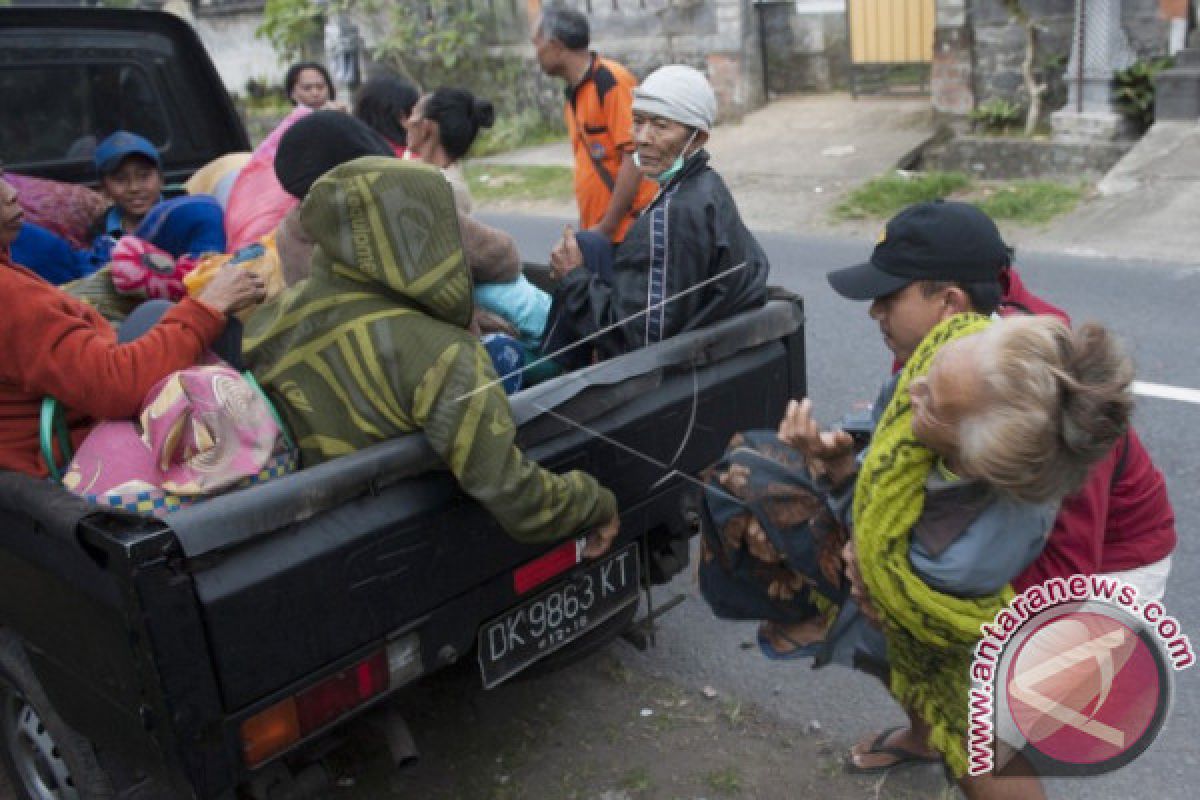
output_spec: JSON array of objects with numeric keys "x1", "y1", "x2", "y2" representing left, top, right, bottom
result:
[
  {"x1": 549, "y1": 225, "x2": 583, "y2": 281},
  {"x1": 745, "y1": 517, "x2": 782, "y2": 564},
  {"x1": 778, "y1": 398, "x2": 856, "y2": 481},
  {"x1": 582, "y1": 511, "x2": 620, "y2": 559},
  {"x1": 197, "y1": 263, "x2": 266, "y2": 314},
  {"x1": 767, "y1": 570, "x2": 807, "y2": 601},
  {"x1": 472, "y1": 307, "x2": 518, "y2": 338}
]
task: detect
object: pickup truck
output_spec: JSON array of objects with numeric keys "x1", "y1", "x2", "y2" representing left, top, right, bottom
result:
[{"x1": 0, "y1": 8, "x2": 806, "y2": 800}]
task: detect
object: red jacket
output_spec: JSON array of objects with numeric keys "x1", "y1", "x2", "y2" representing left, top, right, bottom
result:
[
  {"x1": 1000, "y1": 268, "x2": 1177, "y2": 588},
  {"x1": 0, "y1": 256, "x2": 225, "y2": 477}
]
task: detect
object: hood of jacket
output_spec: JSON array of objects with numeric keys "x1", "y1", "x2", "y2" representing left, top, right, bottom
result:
[{"x1": 300, "y1": 156, "x2": 472, "y2": 328}]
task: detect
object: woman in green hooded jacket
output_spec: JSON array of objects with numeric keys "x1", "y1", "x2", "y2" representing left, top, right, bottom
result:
[{"x1": 244, "y1": 157, "x2": 618, "y2": 553}]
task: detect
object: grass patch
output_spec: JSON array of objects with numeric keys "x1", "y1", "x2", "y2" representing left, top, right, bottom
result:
[
  {"x1": 834, "y1": 170, "x2": 1086, "y2": 227},
  {"x1": 599, "y1": 656, "x2": 635, "y2": 685},
  {"x1": 464, "y1": 164, "x2": 574, "y2": 205},
  {"x1": 975, "y1": 181, "x2": 1084, "y2": 224},
  {"x1": 833, "y1": 171, "x2": 972, "y2": 219},
  {"x1": 619, "y1": 766, "x2": 653, "y2": 793},
  {"x1": 704, "y1": 767, "x2": 743, "y2": 795},
  {"x1": 721, "y1": 699, "x2": 744, "y2": 727}
]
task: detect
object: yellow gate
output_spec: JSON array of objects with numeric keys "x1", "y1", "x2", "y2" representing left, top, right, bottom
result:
[{"x1": 847, "y1": 0, "x2": 935, "y2": 95}]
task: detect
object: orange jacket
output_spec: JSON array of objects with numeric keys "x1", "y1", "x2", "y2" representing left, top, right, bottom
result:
[{"x1": 565, "y1": 55, "x2": 657, "y2": 241}]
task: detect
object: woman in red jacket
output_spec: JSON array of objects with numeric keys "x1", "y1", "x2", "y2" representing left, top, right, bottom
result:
[{"x1": 0, "y1": 166, "x2": 265, "y2": 478}]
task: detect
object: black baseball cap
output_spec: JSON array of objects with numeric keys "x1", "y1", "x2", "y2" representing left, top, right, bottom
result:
[{"x1": 827, "y1": 201, "x2": 1010, "y2": 301}]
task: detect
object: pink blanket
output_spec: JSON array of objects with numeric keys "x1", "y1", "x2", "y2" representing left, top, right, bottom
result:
[
  {"x1": 224, "y1": 106, "x2": 311, "y2": 250},
  {"x1": 5, "y1": 173, "x2": 107, "y2": 249}
]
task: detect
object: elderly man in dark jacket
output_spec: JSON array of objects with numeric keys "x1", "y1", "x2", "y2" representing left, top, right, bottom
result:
[{"x1": 544, "y1": 65, "x2": 769, "y2": 370}]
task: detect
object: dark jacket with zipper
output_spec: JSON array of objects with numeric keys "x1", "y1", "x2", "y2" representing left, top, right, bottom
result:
[{"x1": 546, "y1": 151, "x2": 769, "y2": 363}]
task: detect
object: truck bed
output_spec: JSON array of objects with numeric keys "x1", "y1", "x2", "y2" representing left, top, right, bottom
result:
[{"x1": 0, "y1": 294, "x2": 804, "y2": 796}]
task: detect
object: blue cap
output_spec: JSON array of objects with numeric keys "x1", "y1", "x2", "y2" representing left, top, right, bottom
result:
[{"x1": 94, "y1": 131, "x2": 161, "y2": 175}]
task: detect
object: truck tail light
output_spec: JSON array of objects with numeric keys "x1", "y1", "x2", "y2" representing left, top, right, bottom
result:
[
  {"x1": 240, "y1": 635, "x2": 422, "y2": 768},
  {"x1": 240, "y1": 699, "x2": 300, "y2": 769},
  {"x1": 293, "y1": 651, "x2": 388, "y2": 733},
  {"x1": 513, "y1": 539, "x2": 582, "y2": 595}
]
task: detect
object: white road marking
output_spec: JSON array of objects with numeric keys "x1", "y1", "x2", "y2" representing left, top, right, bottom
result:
[{"x1": 1134, "y1": 381, "x2": 1200, "y2": 405}]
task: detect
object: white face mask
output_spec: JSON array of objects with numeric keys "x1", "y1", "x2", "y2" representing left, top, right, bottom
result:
[{"x1": 634, "y1": 128, "x2": 699, "y2": 184}]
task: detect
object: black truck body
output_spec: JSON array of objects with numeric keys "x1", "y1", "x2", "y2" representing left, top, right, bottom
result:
[{"x1": 0, "y1": 9, "x2": 807, "y2": 799}]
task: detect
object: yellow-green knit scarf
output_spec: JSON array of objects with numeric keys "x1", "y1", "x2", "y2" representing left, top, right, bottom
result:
[{"x1": 853, "y1": 312, "x2": 1011, "y2": 778}]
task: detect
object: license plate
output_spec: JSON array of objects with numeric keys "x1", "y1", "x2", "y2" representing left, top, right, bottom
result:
[{"x1": 478, "y1": 543, "x2": 639, "y2": 689}]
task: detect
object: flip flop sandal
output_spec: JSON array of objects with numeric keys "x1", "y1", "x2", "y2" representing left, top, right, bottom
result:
[
  {"x1": 844, "y1": 726, "x2": 942, "y2": 774},
  {"x1": 755, "y1": 622, "x2": 822, "y2": 661}
]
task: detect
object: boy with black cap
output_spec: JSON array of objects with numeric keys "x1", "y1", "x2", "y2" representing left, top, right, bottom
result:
[
  {"x1": 817, "y1": 200, "x2": 1175, "y2": 776},
  {"x1": 827, "y1": 199, "x2": 1006, "y2": 363}
]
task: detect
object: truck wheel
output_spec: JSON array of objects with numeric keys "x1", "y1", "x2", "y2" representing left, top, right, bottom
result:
[{"x1": 0, "y1": 631, "x2": 114, "y2": 800}]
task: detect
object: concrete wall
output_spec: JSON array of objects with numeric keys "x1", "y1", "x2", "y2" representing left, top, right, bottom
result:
[
  {"x1": 166, "y1": 1, "x2": 288, "y2": 95},
  {"x1": 172, "y1": 0, "x2": 770, "y2": 122},
  {"x1": 569, "y1": 0, "x2": 766, "y2": 121},
  {"x1": 760, "y1": 1, "x2": 850, "y2": 93},
  {"x1": 932, "y1": 3, "x2": 974, "y2": 117},
  {"x1": 923, "y1": 132, "x2": 1132, "y2": 177}
]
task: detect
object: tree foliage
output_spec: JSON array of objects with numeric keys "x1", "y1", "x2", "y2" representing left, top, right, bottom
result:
[
  {"x1": 1113, "y1": 56, "x2": 1175, "y2": 132},
  {"x1": 258, "y1": 0, "x2": 484, "y2": 85},
  {"x1": 256, "y1": 0, "x2": 551, "y2": 143},
  {"x1": 258, "y1": 0, "x2": 328, "y2": 62}
]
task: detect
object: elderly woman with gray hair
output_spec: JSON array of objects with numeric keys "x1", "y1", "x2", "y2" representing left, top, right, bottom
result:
[
  {"x1": 700, "y1": 312, "x2": 1134, "y2": 798},
  {"x1": 543, "y1": 64, "x2": 769, "y2": 371}
]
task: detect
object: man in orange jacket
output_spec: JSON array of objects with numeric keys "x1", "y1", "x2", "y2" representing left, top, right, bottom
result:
[{"x1": 532, "y1": 6, "x2": 656, "y2": 242}]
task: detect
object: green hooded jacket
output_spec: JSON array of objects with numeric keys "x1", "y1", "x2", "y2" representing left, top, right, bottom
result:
[{"x1": 244, "y1": 158, "x2": 615, "y2": 543}]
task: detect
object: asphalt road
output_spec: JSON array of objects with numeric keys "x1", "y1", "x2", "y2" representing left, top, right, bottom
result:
[
  {"x1": 482, "y1": 212, "x2": 1200, "y2": 800},
  {"x1": 4, "y1": 216, "x2": 1189, "y2": 800}
]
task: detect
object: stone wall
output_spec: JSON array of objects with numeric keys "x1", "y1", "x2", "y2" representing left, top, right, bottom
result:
[
  {"x1": 1122, "y1": 0, "x2": 1179, "y2": 54},
  {"x1": 968, "y1": 0, "x2": 1169, "y2": 112},
  {"x1": 922, "y1": 131, "x2": 1132, "y2": 178},
  {"x1": 969, "y1": 0, "x2": 1073, "y2": 111}
]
